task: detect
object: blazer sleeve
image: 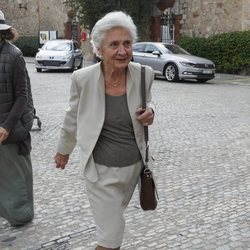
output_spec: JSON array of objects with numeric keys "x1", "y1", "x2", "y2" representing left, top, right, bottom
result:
[{"x1": 56, "y1": 73, "x2": 79, "y2": 155}]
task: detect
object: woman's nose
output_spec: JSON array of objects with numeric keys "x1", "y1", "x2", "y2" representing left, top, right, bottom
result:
[{"x1": 117, "y1": 45, "x2": 126, "y2": 55}]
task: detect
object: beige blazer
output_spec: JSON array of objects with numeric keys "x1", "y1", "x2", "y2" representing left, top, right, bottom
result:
[{"x1": 57, "y1": 61, "x2": 155, "y2": 182}]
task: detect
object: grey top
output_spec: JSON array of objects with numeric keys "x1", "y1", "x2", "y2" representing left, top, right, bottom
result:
[{"x1": 93, "y1": 93, "x2": 141, "y2": 167}]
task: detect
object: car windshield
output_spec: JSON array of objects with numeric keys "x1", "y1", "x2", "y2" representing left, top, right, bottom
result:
[
  {"x1": 162, "y1": 44, "x2": 190, "y2": 55},
  {"x1": 42, "y1": 41, "x2": 72, "y2": 51}
]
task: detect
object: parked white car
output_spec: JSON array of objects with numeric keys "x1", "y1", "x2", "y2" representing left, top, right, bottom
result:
[
  {"x1": 133, "y1": 42, "x2": 215, "y2": 82},
  {"x1": 35, "y1": 39, "x2": 83, "y2": 72}
]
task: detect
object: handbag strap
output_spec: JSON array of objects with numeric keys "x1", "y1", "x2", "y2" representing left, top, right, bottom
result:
[{"x1": 141, "y1": 66, "x2": 149, "y2": 163}]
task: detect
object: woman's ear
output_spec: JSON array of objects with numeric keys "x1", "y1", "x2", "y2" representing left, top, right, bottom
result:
[{"x1": 97, "y1": 48, "x2": 102, "y2": 58}]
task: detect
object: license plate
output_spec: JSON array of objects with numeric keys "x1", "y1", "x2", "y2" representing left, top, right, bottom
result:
[{"x1": 203, "y1": 69, "x2": 212, "y2": 74}]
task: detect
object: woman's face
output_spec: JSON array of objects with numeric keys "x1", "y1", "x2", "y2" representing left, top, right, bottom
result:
[{"x1": 98, "y1": 27, "x2": 133, "y2": 70}]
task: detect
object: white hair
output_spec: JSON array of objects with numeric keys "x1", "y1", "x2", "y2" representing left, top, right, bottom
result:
[{"x1": 91, "y1": 11, "x2": 138, "y2": 55}]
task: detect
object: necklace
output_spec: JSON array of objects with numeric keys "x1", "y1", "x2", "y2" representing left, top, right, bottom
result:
[{"x1": 109, "y1": 82, "x2": 121, "y2": 87}]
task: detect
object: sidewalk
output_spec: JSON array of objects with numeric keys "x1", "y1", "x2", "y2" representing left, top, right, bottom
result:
[
  {"x1": 1, "y1": 60, "x2": 249, "y2": 250},
  {"x1": 210, "y1": 73, "x2": 250, "y2": 85}
]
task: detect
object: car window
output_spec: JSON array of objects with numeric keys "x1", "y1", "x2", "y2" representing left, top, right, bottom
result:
[
  {"x1": 145, "y1": 44, "x2": 158, "y2": 53},
  {"x1": 133, "y1": 43, "x2": 145, "y2": 52},
  {"x1": 163, "y1": 44, "x2": 190, "y2": 55},
  {"x1": 43, "y1": 41, "x2": 72, "y2": 51}
]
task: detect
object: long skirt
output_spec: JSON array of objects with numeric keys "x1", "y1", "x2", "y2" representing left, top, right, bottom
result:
[
  {"x1": 85, "y1": 160, "x2": 143, "y2": 248},
  {"x1": 0, "y1": 143, "x2": 34, "y2": 226}
]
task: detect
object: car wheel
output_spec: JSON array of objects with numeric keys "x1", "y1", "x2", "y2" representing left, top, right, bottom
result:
[
  {"x1": 197, "y1": 79, "x2": 208, "y2": 83},
  {"x1": 164, "y1": 63, "x2": 179, "y2": 82},
  {"x1": 36, "y1": 68, "x2": 42, "y2": 72}
]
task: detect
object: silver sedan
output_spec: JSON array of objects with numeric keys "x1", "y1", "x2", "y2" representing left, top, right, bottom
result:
[
  {"x1": 35, "y1": 39, "x2": 83, "y2": 72},
  {"x1": 133, "y1": 42, "x2": 215, "y2": 82}
]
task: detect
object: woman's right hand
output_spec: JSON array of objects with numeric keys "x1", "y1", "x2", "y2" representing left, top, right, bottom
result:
[
  {"x1": 0, "y1": 127, "x2": 9, "y2": 143},
  {"x1": 54, "y1": 153, "x2": 69, "y2": 169},
  {"x1": 136, "y1": 108, "x2": 154, "y2": 126}
]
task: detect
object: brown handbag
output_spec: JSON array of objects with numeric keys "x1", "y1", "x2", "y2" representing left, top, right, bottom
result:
[{"x1": 139, "y1": 66, "x2": 159, "y2": 211}]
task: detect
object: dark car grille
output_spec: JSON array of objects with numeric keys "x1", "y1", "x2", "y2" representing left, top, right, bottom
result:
[
  {"x1": 194, "y1": 63, "x2": 214, "y2": 69},
  {"x1": 38, "y1": 60, "x2": 67, "y2": 67}
]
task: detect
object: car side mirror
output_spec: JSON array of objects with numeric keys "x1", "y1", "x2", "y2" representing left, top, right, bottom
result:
[
  {"x1": 74, "y1": 49, "x2": 81, "y2": 53},
  {"x1": 152, "y1": 51, "x2": 160, "y2": 56}
]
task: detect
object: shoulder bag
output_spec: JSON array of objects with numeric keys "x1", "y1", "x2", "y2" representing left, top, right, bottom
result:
[{"x1": 139, "y1": 66, "x2": 159, "y2": 211}]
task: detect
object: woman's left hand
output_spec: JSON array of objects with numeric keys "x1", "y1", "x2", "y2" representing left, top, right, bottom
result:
[
  {"x1": 54, "y1": 153, "x2": 69, "y2": 169},
  {"x1": 0, "y1": 127, "x2": 9, "y2": 143},
  {"x1": 136, "y1": 108, "x2": 154, "y2": 126}
]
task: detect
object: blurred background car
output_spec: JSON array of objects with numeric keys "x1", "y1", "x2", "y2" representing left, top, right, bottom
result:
[
  {"x1": 133, "y1": 42, "x2": 215, "y2": 82},
  {"x1": 35, "y1": 39, "x2": 83, "y2": 72}
]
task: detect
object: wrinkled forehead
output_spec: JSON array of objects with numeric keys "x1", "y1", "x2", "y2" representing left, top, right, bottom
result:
[{"x1": 102, "y1": 27, "x2": 132, "y2": 43}]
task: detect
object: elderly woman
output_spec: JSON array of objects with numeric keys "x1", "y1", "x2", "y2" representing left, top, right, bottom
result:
[
  {"x1": 55, "y1": 11, "x2": 155, "y2": 250},
  {"x1": 0, "y1": 10, "x2": 34, "y2": 226}
]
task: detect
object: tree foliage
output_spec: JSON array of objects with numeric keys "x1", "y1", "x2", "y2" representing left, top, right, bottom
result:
[{"x1": 68, "y1": 0, "x2": 154, "y2": 41}]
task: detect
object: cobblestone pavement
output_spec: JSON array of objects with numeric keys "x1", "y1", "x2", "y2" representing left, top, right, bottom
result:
[{"x1": 0, "y1": 60, "x2": 250, "y2": 250}]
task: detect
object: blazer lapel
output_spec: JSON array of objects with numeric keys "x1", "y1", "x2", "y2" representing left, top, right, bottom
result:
[
  {"x1": 126, "y1": 63, "x2": 141, "y2": 121},
  {"x1": 126, "y1": 64, "x2": 144, "y2": 149}
]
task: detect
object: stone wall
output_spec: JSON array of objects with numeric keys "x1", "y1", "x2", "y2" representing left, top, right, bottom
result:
[
  {"x1": 1, "y1": 0, "x2": 249, "y2": 57},
  {"x1": 178, "y1": 0, "x2": 250, "y2": 37},
  {"x1": 242, "y1": 0, "x2": 250, "y2": 30},
  {"x1": 2, "y1": 0, "x2": 249, "y2": 40},
  {"x1": 0, "y1": 0, "x2": 96, "y2": 59},
  {"x1": 1, "y1": 0, "x2": 68, "y2": 38}
]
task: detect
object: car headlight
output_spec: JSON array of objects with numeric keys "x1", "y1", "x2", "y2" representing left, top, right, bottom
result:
[
  {"x1": 62, "y1": 54, "x2": 72, "y2": 60},
  {"x1": 35, "y1": 54, "x2": 42, "y2": 59},
  {"x1": 180, "y1": 62, "x2": 195, "y2": 67}
]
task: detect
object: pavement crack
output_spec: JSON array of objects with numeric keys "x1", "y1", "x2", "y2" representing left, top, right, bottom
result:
[{"x1": 38, "y1": 226, "x2": 96, "y2": 249}]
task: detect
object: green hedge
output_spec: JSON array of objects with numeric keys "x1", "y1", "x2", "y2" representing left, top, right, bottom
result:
[
  {"x1": 14, "y1": 36, "x2": 39, "y2": 57},
  {"x1": 179, "y1": 31, "x2": 250, "y2": 75}
]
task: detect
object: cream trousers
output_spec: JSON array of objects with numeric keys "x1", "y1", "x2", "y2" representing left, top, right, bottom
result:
[{"x1": 84, "y1": 160, "x2": 143, "y2": 248}]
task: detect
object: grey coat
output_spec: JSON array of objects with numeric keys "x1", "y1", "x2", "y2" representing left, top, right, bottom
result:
[{"x1": 0, "y1": 40, "x2": 34, "y2": 144}]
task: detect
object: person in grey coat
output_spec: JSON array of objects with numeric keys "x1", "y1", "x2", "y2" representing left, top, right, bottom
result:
[
  {"x1": 0, "y1": 10, "x2": 34, "y2": 226},
  {"x1": 55, "y1": 11, "x2": 155, "y2": 250}
]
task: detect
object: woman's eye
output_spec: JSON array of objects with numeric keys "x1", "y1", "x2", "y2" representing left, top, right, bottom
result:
[
  {"x1": 109, "y1": 41, "x2": 131, "y2": 49},
  {"x1": 124, "y1": 41, "x2": 131, "y2": 48},
  {"x1": 110, "y1": 42, "x2": 119, "y2": 49}
]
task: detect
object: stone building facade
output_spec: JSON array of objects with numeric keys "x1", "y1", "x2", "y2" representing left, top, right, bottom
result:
[
  {"x1": 151, "y1": 0, "x2": 250, "y2": 42},
  {"x1": 1, "y1": 0, "x2": 249, "y2": 57},
  {"x1": 0, "y1": 0, "x2": 68, "y2": 38},
  {"x1": 2, "y1": 0, "x2": 249, "y2": 41},
  {"x1": 177, "y1": 0, "x2": 250, "y2": 38}
]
